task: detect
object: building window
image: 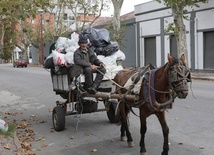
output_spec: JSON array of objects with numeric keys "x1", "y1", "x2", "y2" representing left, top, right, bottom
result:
[
  {"x1": 69, "y1": 16, "x2": 75, "y2": 20},
  {"x1": 87, "y1": 0, "x2": 96, "y2": 5},
  {"x1": 45, "y1": 20, "x2": 50, "y2": 24},
  {"x1": 64, "y1": 13, "x2": 68, "y2": 20},
  {"x1": 29, "y1": 52, "x2": 32, "y2": 58}
]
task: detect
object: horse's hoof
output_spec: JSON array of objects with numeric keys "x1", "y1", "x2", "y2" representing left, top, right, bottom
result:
[
  {"x1": 128, "y1": 141, "x2": 134, "y2": 147},
  {"x1": 120, "y1": 136, "x2": 127, "y2": 141},
  {"x1": 140, "y1": 152, "x2": 147, "y2": 155}
]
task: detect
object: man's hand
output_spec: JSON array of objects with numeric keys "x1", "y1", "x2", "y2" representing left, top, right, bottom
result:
[
  {"x1": 90, "y1": 64, "x2": 97, "y2": 70},
  {"x1": 100, "y1": 63, "x2": 105, "y2": 67}
]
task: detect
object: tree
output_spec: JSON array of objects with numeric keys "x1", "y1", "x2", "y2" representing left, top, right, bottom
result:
[
  {"x1": 67, "y1": 0, "x2": 110, "y2": 33},
  {"x1": 0, "y1": 0, "x2": 49, "y2": 62},
  {"x1": 46, "y1": 0, "x2": 110, "y2": 36},
  {"x1": 156, "y1": 0, "x2": 208, "y2": 64},
  {"x1": 15, "y1": 1, "x2": 51, "y2": 65}
]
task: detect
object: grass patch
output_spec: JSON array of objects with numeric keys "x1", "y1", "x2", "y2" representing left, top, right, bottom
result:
[{"x1": 0, "y1": 123, "x2": 16, "y2": 137}]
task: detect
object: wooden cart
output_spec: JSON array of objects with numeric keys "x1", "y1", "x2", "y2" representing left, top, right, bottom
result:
[{"x1": 50, "y1": 65, "x2": 134, "y2": 131}]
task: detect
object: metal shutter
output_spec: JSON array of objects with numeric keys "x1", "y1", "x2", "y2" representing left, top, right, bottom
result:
[
  {"x1": 144, "y1": 37, "x2": 156, "y2": 67},
  {"x1": 204, "y1": 31, "x2": 214, "y2": 69}
]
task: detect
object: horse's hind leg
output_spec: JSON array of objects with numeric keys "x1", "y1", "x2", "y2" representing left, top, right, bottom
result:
[
  {"x1": 139, "y1": 113, "x2": 147, "y2": 155},
  {"x1": 120, "y1": 123, "x2": 126, "y2": 141},
  {"x1": 120, "y1": 120, "x2": 134, "y2": 147},
  {"x1": 125, "y1": 118, "x2": 134, "y2": 147},
  {"x1": 119, "y1": 103, "x2": 134, "y2": 147},
  {"x1": 156, "y1": 112, "x2": 169, "y2": 155}
]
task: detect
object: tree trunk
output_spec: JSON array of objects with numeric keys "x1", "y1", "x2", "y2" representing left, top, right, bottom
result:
[
  {"x1": 171, "y1": 3, "x2": 189, "y2": 66},
  {"x1": 0, "y1": 28, "x2": 5, "y2": 55},
  {"x1": 111, "y1": 0, "x2": 124, "y2": 38}
]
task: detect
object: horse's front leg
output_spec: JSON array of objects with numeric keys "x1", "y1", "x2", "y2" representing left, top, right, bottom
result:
[
  {"x1": 139, "y1": 112, "x2": 147, "y2": 155},
  {"x1": 156, "y1": 112, "x2": 169, "y2": 155}
]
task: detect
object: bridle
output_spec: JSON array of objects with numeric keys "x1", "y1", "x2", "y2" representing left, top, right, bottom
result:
[{"x1": 167, "y1": 59, "x2": 191, "y2": 97}]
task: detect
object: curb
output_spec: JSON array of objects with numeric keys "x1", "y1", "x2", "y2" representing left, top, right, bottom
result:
[{"x1": 191, "y1": 77, "x2": 214, "y2": 81}]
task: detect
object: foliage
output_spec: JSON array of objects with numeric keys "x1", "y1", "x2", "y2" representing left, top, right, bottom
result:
[
  {"x1": 0, "y1": 0, "x2": 49, "y2": 61},
  {"x1": 156, "y1": 0, "x2": 208, "y2": 7},
  {"x1": 105, "y1": 19, "x2": 127, "y2": 47}
]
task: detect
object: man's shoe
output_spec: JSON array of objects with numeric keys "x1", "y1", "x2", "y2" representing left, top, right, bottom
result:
[
  {"x1": 93, "y1": 83, "x2": 99, "y2": 89},
  {"x1": 87, "y1": 87, "x2": 97, "y2": 94}
]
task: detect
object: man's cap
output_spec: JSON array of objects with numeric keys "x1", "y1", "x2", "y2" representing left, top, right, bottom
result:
[{"x1": 78, "y1": 35, "x2": 88, "y2": 44}]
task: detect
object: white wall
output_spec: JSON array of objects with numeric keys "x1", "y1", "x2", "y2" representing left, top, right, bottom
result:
[
  {"x1": 195, "y1": 32, "x2": 204, "y2": 69},
  {"x1": 140, "y1": 19, "x2": 160, "y2": 36},
  {"x1": 197, "y1": 10, "x2": 214, "y2": 29},
  {"x1": 136, "y1": 9, "x2": 172, "y2": 22},
  {"x1": 156, "y1": 36, "x2": 161, "y2": 67}
]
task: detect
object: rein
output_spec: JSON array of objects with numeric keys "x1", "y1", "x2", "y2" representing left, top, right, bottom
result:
[
  {"x1": 147, "y1": 69, "x2": 174, "y2": 111},
  {"x1": 95, "y1": 67, "x2": 124, "y2": 89}
]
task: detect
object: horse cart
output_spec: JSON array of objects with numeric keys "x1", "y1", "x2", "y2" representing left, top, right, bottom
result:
[
  {"x1": 50, "y1": 64, "x2": 137, "y2": 131},
  {"x1": 49, "y1": 53, "x2": 192, "y2": 154}
]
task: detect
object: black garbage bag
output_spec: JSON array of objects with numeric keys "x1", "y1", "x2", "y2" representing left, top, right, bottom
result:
[
  {"x1": 82, "y1": 27, "x2": 110, "y2": 47},
  {"x1": 44, "y1": 54, "x2": 54, "y2": 69},
  {"x1": 94, "y1": 41, "x2": 119, "y2": 56},
  {"x1": 45, "y1": 42, "x2": 55, "y2": 69}
]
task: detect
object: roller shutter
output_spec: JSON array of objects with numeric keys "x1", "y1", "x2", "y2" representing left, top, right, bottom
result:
[
  {"x1": 204, "y1": 31, "x2": 214, "y2": 69},
  {"x1": 144, "y1": 37, "x2": 156, "y2": 66}
]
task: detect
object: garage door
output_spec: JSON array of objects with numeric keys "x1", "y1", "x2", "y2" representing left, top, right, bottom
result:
[
  {"x1": 204, "y1": 31, "x2": 214, "y2": 69},
  {"x1": 144, "y1": 37, "x2": 156, "y2": 66}
]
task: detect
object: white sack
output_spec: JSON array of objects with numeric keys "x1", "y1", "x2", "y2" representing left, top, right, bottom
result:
[
  {"x1": 64, "y1": 51, "x2": 74, "y2": 65},
  {"x1": 70, "y1": 32, "x2": 79, "y2": 45},
  {"x1": 113, "y1": 50, "x2": 126, "y2": 60},
  {"x1": 52, "y1": 50, "x2": 66, "y2": 65},
  {"x1": 55, "y1": 37, "x2": 72, "y2": 50}
]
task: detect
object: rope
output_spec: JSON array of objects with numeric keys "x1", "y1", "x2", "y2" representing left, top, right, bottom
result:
[
  {"x1": 95, "y1": 67, "x2": 124, "y2": 89},
  {"x1": 147, "y1": 83, "x2": 170, "y2": 94}
]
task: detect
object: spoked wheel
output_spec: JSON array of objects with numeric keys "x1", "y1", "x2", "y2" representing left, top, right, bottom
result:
[
  {"x1": 107, "y1": 100, "x2": 120, "y2": 123},
  {"x1": 52, "y1": 106, "x2": 65, "y2": 131}
]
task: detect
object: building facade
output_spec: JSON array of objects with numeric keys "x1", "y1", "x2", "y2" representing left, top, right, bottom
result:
[
  {"x1": 92, "y1": 12, "x2": 137, "y2": 67},
  {"x1": 135, "y1": 0, "x2": 214, "y2": 71}
]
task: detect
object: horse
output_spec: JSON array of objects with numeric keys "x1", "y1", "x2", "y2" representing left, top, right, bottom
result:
[{"x1": 113, "y1": 53, "x2": 191, "y2": 155}]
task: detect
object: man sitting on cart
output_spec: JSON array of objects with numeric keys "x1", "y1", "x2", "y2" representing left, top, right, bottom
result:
[{"x1": 74, "y1": 35, "x2": 106, "y2": 94}]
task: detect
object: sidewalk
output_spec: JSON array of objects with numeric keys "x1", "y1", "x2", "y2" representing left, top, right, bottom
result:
[
  {"x1": 0, "y1": 132, "x2": 22, "y2": 155},
  {"x1": 191, "y1": 72, "x2": 214, "y2": 81}
]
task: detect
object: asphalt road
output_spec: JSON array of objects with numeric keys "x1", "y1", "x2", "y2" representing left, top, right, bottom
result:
[{"x1": 0, "y1": 64, "x2": 213, "y2": 155}]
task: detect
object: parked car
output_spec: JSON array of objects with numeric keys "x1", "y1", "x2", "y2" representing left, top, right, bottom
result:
[{"x1": 13, "y1": 58, "x2": 28, "y2": 67}]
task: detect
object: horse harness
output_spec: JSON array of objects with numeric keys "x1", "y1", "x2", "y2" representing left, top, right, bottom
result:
[{"x1": 116, "y1": 60, "x2": 191, "y2": 112}]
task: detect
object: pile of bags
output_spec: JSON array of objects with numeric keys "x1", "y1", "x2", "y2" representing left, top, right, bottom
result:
[{"x1": 44, "y1": 27, "x2": 126, "y2": 79}]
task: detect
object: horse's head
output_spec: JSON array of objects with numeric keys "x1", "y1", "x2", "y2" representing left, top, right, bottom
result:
[{"x1": 167, "y1": 53, "x2": 191, "y2": 99}]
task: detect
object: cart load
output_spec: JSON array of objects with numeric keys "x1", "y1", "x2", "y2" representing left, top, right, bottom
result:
[{"x1": 45, "y1": 28, "x2": 128, "y2": 131}]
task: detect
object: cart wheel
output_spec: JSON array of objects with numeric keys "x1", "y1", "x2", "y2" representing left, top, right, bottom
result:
[
  {"x1": 52, "y1": 106, "x2": 65, "y2": 131},
  {"x1": 107, "y1": 100, "x2": 120, "y2": 123}
]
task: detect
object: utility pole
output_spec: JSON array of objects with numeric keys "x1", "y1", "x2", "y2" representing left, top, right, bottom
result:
[{"x1": 37, "y1": 9, "x2": 44, "y2": 65}]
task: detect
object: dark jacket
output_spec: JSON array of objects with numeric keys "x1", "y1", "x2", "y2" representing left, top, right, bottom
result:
[{"x1": 74, "y1": 47, "x2": 102, "y2": 67}]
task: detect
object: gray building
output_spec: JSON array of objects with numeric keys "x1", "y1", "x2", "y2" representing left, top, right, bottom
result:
[{"x1": 135, "y1": 0, "x2": 214, "y2": 71}]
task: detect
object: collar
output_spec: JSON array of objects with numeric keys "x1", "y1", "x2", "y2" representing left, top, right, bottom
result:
[{"x1": 80, "y1": 47, "x2": 88, "y2": 53}]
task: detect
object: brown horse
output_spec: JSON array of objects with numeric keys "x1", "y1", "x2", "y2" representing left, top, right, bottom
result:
[{"x1": 113, "y1": 54, "x2": 191, "y2": 155}]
